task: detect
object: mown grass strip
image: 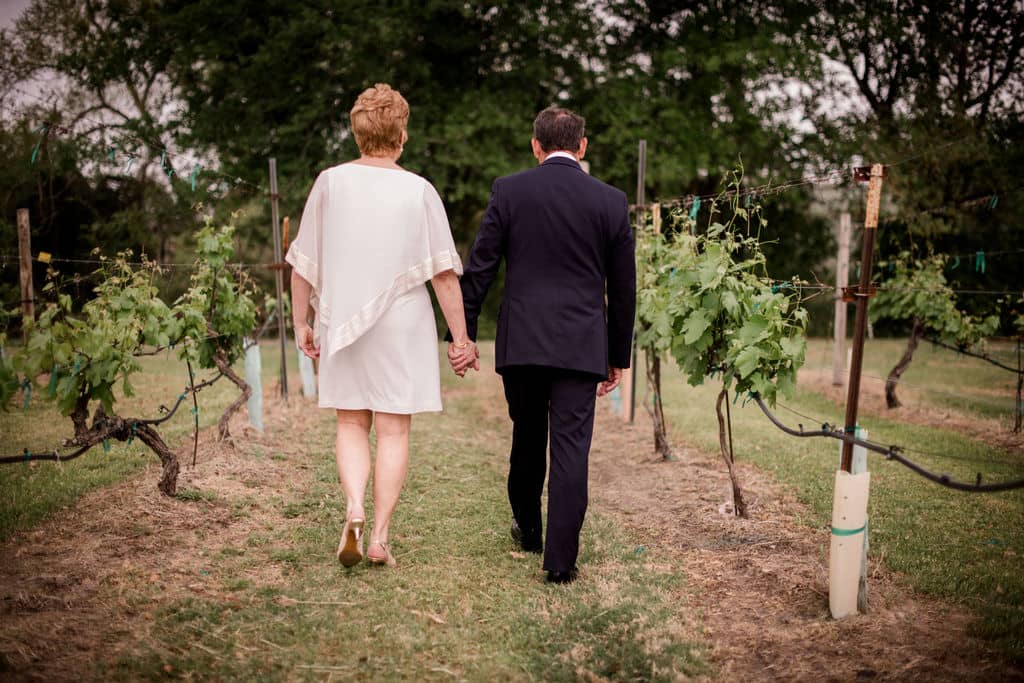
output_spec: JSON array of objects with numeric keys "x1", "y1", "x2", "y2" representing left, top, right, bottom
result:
[
  {"x1": 101, "y1": 350, "x2": 707, "y2": 680},
  {"x1": 641, "y1": 352, "x2": 1024, "y2": 662}
]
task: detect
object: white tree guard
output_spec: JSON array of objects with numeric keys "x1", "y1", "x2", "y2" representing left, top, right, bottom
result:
[
  {"x1": 829, "y1": 469, "x2": 870, "y2": 619},
  {"x1": 244, "y1": 340, "x2": 263, "y2": 432}
]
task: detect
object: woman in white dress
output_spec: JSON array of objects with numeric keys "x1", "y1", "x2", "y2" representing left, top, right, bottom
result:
[{"x1": 287, "y1": 84, "x2": 478, "y2": 568}]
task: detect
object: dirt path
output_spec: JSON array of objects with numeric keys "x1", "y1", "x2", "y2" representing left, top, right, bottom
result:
[{"x1": 588, "y1": 402, "x2": 1024, "y2": 681}]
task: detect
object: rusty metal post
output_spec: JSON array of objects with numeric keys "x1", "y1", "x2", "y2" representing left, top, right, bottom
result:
[{"x1": 841, "y1": 164, "x2": 885, "y2": 472}]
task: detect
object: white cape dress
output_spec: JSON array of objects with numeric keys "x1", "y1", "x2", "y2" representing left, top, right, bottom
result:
[{"x1": 285, "y1": 163, "x2": 463, "y2": 413}]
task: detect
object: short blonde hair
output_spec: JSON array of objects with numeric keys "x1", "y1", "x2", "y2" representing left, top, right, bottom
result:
[{"x1": 350, "y1": 83, "x2": 409, "y2": 156}]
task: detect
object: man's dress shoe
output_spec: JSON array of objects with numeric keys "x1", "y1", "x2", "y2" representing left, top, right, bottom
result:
[
  {"x1": 510, "y1": 519, "x2": 543, "y2": 554},
  {"x1": 545, "y1": 566, "x2": 579, "y2": 584}
]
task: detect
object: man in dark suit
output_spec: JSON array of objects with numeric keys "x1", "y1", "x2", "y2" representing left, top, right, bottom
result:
[{"x1": 449, "y1": 106, "x2": 635, "y2": 584}]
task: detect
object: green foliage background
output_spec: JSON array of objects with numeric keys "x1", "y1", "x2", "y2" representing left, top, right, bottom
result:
[{"x1": 0, "y1": 1, "x2": 1021, "y2": 336}]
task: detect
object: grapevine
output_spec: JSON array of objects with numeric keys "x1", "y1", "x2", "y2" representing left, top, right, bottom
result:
[
  {"x1": 9, "y1": 253, "x2": 184, "y2": 494},
  {"x1": 870, "y1": 253, "x2": 999, "y2": 408},
  {"x1": 174, "y1": 221, "x2": 261, "y2": 440},
  {"x1": 635, "y1": 170, "x2": 808, "y2": 516}
]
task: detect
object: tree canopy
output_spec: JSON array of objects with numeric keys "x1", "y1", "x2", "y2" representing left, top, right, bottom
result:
[{"x1": 1, "y1": 0, "x2": 1021, "y2": 333}]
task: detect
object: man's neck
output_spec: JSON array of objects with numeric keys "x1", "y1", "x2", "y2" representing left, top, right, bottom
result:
[{"x1": 543, "y1": 151, "x2": 578, "y2": 162}]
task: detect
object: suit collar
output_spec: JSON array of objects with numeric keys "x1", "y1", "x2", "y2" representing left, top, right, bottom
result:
[{"x1": 541, "y1": 156, "x2": 582, "y2": 170}]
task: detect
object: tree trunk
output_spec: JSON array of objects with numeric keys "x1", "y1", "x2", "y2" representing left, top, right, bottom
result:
[
  {"x1": 885, "y1": 318, "x2": 923, "y2": 409},
  {"x1": 715, "y1": 387, "x2": 747, "y2": 518},
  {"x1": 643, "y1": 346, "x2": 673, "y2": 460},
  {"x1": 214, "y1": 349, "x2": 251, "y2": 441},
  {"x1": 67, "y1": 405, "x2": 179, "y2": 496}
]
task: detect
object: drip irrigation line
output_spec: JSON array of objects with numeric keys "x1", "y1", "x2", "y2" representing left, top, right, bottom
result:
[
  {"x1": 775, "y1": 399, "x2": 1022, "y2": 467},
  {"x1": 0, "y1": 370, "x2": 223, "y2": 465},
  {"x1": 755, "y1": 396, "x2": 1024, "y2": 492}
]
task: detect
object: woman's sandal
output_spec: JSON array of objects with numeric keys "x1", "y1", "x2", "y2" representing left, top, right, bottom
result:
[
  {"x1": 366, "y1": 541, "x2": 396, "y2": 567},
  {"x1": 336, "y1": 517, "x2": 365, "y2": 567}
]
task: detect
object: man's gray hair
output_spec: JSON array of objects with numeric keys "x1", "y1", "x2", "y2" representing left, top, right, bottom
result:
[{"x1": 533, "y1": 107, "x2": 585, "y2": 153}]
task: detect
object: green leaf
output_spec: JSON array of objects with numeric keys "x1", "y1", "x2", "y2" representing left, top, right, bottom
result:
[
  {"x1": 681, "y1": 310, "x2": 710, "y2": 345},
  {"x1": 737, "y1": 315, "x2": 770, "y2": 345},
  {"x1": 734, "y1": 345, "x2": 763, "y2": 379}
]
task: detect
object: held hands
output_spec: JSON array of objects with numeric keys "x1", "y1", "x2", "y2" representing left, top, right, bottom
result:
[
  {"x1": 295, "y1": 323, "x2": 320, "y2": 359},
  {"x1": 447, "y1": 340, "x2": 480, "y2": 377},
  {"x1": 597, "y1": 367, "x2": 623, "y2": 397}
]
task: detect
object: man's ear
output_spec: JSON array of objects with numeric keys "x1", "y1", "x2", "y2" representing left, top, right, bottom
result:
[
  {"x1": 531, "y1": 138, "x2": 546, "y2": 163},
  {"x1": 577, "y1": 137, "x2": 588, "y2": 160}
]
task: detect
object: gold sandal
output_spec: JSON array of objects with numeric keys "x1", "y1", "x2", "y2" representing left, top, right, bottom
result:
[
  {"x1": 366, "y1": 541, "x2": 396, "y2": 567},
  {"x1": 336, "y1": 518, "x2": 365, "y2": 567}
]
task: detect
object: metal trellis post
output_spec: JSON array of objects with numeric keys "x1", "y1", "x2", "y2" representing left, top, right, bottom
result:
[
  {"x1": 841, "y1": 164, "x2": 886, "y2": 472},
  {"x1": 269, "y1": 158, "x2": 288, "y2": 400}
]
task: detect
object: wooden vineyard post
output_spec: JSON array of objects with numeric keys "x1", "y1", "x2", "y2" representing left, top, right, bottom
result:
[
  {"x1": 830, "y1": 163, "x2": 885, "y2": 620},
  {"x1": 832, "y1": 212, "x2": 851, "y2": 386},
  {"x1": 17, "y1": 209, "x2": 35, "y2": 342},
  {"x1": 269, "y1": 158, "x2": 288, "y2": 400}
]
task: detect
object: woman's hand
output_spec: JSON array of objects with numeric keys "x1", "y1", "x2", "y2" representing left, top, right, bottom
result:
[
  {"x1": 295, "y1": 323, "x2": 320, "y2": 359},
  {"x1": 447, "y1": 340, "x2": 479, "y2": 377}
]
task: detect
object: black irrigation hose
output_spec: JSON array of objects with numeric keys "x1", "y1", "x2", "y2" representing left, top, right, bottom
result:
[
  {"x1": 0, "y1": 443, "x2": 93, "y2": 465},
  {"x1": 0, "y1": 371, "x2": 224, "y2": 465},
  {"x1": 753, "y1": 396, "x2": 1024, "y2": 493}
]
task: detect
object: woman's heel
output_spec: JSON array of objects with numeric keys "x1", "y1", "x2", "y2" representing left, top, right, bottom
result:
[
  {"x1": 336, "y1": 518, "x2": 365, "y2": 567},
  {"x1": 366, "y1": 541, "x2": 396, "y2": 567}
]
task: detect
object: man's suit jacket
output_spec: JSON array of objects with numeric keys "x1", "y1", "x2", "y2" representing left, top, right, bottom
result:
[{"x1": 460, "y1": 156, "x2": 636, "y2": 378}]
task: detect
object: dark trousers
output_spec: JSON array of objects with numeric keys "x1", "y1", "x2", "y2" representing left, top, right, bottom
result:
[{"x1": 501, "y1": 366, "x2": 598, "y2": 572}]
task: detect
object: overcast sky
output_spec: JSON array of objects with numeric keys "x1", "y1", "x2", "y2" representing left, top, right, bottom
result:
[{"x1": 1, "y1": 0, "x2": 31, "y2": 28}]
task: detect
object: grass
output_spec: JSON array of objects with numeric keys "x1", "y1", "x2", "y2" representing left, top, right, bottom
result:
[
  {"x1": 0, "y1": 340, "x2": 298, "y2": 542},
  {"x1": 5, "y1": 333, "x2": 1023, "y2": 673},
  {"x1": 99, "y1": 352, "x2": 706, "y2": 680},
  {"x1": 802, "y1": 336, "x2": 1022, "y2": 422},
  {"x1": 639, "y1": 337, "x2": 1024, "y2": 661}
]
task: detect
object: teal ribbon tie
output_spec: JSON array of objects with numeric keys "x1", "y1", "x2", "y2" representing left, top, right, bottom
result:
[
  {"x1": 21, "y1": 379, "x2": 31, "y2": 410},
  {"x1": 975, "y1": 250, "x2": 986, "y2": 273},
  {"x1": 47, "y1": 366, "x2": 59, "y2": 397},
  {"x1": 689, "y1": 196, "x2": 701, "y2": 220},
  {"x1": 951, "y1": 255, "x2": 960, "y2": 270},
  {"x1": 831, "y1": 524, "x2": 866, "y2": 536},
  {"x1": 30, "y1": 123, "x2": 49, "y2": 166},
  {"x1": 190, "y1": 164, "x2": 201, "y2": 192},
  {"x1": 989, "y1": 194, "x2": 999, "y2": 209}
]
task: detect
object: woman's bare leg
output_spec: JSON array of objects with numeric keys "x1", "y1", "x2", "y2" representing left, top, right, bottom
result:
[
  {"x1": 336, "y1": 409, "x2": 372, "y2": 520},
  {"x1": 370, "y1": 412, "x2": 411, "y2": 546}
]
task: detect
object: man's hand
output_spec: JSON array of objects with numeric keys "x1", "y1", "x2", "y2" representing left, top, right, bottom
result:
[
  {"x1": 597, "y1": 367, "x2": 623, "y2": 397},
  {"x1": 447, "y1": 341, "x2": 480, "y2": 377},
  {"x1": 295, "y1": 323, "x2": 320, "y2": 359}
]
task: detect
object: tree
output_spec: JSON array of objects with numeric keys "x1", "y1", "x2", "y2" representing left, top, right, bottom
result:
[
  {"x1": 801, "y1": 0, "x2": 1024, "y2": 314},
  {"x1": 1, "y1": 0, "x2": 205, "y2": 266}
]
